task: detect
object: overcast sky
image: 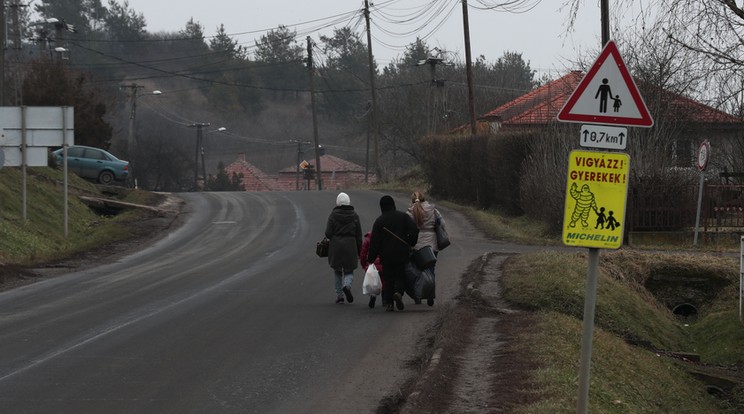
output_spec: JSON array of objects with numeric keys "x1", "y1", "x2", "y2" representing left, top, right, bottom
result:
[{"x1": 123, "y1": 0, "x2": 617, "y2": 77}]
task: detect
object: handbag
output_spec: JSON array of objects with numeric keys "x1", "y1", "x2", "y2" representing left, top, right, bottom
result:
[
  {"x1": 362, "y1": 264, "x2": 382, "y2": 296},
  {"x1": 411, "y1": 245, "x2": 437, "y2": 270},
  {"x1": 316, "y1": 237, "x2": 329, "y2": 257},
  {"x1": 435, "y1": 220, "x2": 450, "y2": 250}
]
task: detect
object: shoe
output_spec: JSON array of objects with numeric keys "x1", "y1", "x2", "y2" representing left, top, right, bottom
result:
[
  {"x1": 414, "y1": 298, "x2": 422, "y2": 305},
  {"x1": 343, "y1": 286, "x2": 354, "y2": 303},
  {"x1": 385, "y1": 304, "x2": 395, "y2": 312},
  {"x1": 336, "y1": 297, "x2": 344, "y2": 304},
  {"x1": 427, "y1": 298, "x2": 434, "y2": 306},
  {"x1": 393, "y1": 293, "x2": 404, "y2": 310},
  {"x1": 368, "y1": 296, "x2": 376, "y2": 308}
]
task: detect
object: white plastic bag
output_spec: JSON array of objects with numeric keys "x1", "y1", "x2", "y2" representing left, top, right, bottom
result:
[{"x1": 362, "y1": 264, "x2": 382, "y2": 296}]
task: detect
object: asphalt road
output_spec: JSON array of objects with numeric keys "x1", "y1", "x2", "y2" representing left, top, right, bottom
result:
[{"x1": 0, "y1": 190, "x2": 508, "y2": 413}]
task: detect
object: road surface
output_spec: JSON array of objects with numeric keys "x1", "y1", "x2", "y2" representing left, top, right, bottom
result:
[{"x1": 0, "y1": 190, "x2": 504, "y2": 413}]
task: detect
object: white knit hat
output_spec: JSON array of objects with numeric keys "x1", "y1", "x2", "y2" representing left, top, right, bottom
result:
[{"x1": 336, "y1": 192, "x2": 350, "y2": 206}]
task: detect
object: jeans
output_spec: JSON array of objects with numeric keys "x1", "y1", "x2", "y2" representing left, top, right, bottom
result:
[{"x1": 334, "y1": 270, "x2": 353, "y2": 298}]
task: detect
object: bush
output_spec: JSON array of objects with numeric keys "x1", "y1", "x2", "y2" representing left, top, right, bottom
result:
[{"x1": 420, "y1": 131, "x2": 531, "y2": 215}]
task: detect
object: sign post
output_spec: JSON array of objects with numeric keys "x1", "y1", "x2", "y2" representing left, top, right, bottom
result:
[
  {"x1": 693, "y1": 140, "x2": 710, "y2": 246},
  {"x1": 0, "y1": 106, "x2": 74, "y2": 225},
  {"x1": 557, "y1": 40, "x2": 653, "y2": 414},
  {"x1": 557, "y1": 41, "x2": 653, "y2": 128},
  {"x1": 563, "y1": 150, "x2": 630, "y2": 248}
]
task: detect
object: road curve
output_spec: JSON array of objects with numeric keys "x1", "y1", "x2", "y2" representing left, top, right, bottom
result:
[{"x1": 0, "y1": 190, "x2": 504, "y2": 413}]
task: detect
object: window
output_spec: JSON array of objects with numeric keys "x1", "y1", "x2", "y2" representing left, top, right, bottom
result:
[{"x1": 68, "y1": 147, "x2": 84, "y2": 157}]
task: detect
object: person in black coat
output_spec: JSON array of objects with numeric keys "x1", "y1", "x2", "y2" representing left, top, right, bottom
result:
[
  {"x1": 367, "y1": 195, "x2": 419, "y2": 312},
  {"x1": 325, "y1": 192, "x2": 363, "y2": 304}
]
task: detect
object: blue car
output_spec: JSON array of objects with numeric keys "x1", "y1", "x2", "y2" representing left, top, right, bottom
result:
[{"x1": 52, "y1": 145, "x2": 129, "y2": 184}]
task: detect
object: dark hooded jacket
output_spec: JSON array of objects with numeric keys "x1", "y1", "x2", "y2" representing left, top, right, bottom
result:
[
  {"x1": 367, "y1": 196, "x2": 419, "y2": 266},
  {"x1": 325, "y1": 205, "x2": 363, "y2": 272}
]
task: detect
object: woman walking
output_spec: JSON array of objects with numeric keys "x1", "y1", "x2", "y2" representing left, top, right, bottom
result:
[
  {"x1": 407, "y1": 191, "x2": 445, "y2": 306},
  {"x1": 325, "y1": 192, "x2": 363, "y2": 304}
]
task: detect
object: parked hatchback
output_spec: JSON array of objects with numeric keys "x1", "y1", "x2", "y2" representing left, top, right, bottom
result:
[{"x1": 52, "y1": 145, "x2": 129, "y2": 184}]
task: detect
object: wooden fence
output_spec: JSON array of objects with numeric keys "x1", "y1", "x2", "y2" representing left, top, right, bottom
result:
[{"x1": 628, "y1": 184, "x2": 744, "y2": 231}]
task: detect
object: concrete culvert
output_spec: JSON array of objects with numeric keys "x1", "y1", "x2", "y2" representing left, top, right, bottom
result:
[
  {"x1": 705, "y1": 385, "x2": 726, "y2": 397},
  {"x1": 672, "y1": 303, "x2": 698, "y2": 317}
]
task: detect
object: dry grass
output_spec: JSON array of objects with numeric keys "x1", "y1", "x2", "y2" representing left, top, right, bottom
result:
[{"x1": 500, "y1": 250, "x2": 743, "y2": 412}]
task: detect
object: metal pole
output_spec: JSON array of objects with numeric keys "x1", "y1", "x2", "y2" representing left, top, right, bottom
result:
[
  {"x1": 295, "y1": 141, "x2": 301, "y2": 191},
  {"x1": 62, "y1": 106, "x2": 68, "y2": 238},
  {"x1": 576, "y1": 247, "x2": 600, "y2": 414},
  {"x1": 740, "y1": 236, "x2": 743, "y2": 324},
  {"x1": 21, "y1": 105, "x2": 26, "y2": 220},
  {"x1": 693, "y1": 171, "x2": 705, "y2": 246},
  {"x1": 577, "y1": 5, "x2": 612, "y2": 412},
  {"x1": 194, "y1": 126, "x2": 199, "y2": 191},
  {"x1": 200, "y1": 136, "x2": 207, "y2": 187}
]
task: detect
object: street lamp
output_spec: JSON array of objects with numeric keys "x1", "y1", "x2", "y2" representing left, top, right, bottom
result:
[{"x1": 122, "y1": 85, "x2": 161, "y2": 187}]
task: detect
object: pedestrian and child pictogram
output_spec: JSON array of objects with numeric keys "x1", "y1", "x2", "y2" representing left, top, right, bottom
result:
[
  {"x1": 557, "y1": 41, "x2": 653, "y2": 127},
  {"x1": 563, "y1": 150, "x2": 630, "y2": 249}
]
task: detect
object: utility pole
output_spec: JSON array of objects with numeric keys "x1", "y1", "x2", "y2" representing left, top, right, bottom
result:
[
  {"x1": 417, "y1": 52, "x2": 446, "y2": 134},
  {"x1": 1, "y1": 1, "x2": 5, "y2": 106},
  {"x1": 363, "y1": 0, "x2": 380, "y2": 182},
  {"x1": 122, "y1": 83, "x2": 143, "y2": 187},
  {"x1": 461, "y1": 0, "x2": 477, "y2": 135},
  {"x1": 307, "y1": 36, "x2": 322, "y2": 191},
  {"x1": 190, "y1": 122, "x2": 209, "y2": 191},
  {"x1": 122, "y1": 83, "x2": 143, "y2": 159}
]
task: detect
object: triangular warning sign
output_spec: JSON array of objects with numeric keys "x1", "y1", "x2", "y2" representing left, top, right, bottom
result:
[{"x1": 557, "y1": 41, "x2": 654, "y2": 127}]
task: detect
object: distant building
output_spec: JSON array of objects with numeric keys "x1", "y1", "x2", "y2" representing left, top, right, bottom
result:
[
  {"x1": 224, "y1": 153, "x2": 275, "y2": 191},
  {"x1": 277, "y1": 154, "x2": 376, "y2": 191},
  {"x1": 224, "y1": 153, "x2": 375, "y2": 192},
  {"x1": 457, "y1": 70, "x2": 744, "y2": 167}
]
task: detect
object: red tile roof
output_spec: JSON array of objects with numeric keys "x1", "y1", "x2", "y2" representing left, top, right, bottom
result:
[
  {"x1": 478, "y1": 71, "x2": 743, "y2": 127},
  {"x1": 225, "y1": 153, "x2": 276, "y2": 191},
  {"x1": 278, "y1": 154, "x2": 368, "y2": 173},
  {"x1": 225, "y1": 153, "x2": 375, "y2": 192},
  {"x1": 479, "y1": 71, "x2": 583, "y2": 126}
]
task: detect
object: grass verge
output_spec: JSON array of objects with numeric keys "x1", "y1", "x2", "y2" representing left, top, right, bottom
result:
[
  {"x1": 501, "y1": 250, "x2": 743, "y2": 412},
  {"x1": 0, "y1": 167, "x2": 160, "y2": 266}
]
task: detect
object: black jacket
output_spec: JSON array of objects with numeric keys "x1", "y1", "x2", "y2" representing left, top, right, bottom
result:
[
  {"x1": 367, "y1": 209, "x2": 419, "y2": 266},
  {"x1": 325, "y1": 205, "x2": 363, "y2": 272}
]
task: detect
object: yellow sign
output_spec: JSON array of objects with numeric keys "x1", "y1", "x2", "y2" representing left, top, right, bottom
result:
[{"x1": 563, "y1": 150, "x2": 630, "y2": 249}]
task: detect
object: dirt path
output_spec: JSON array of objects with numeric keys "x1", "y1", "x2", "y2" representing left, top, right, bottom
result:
[{"x1": 395, "y1": 253, "x2": 542, "y2": 413}]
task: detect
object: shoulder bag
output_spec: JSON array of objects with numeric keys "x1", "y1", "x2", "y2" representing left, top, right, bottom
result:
[{"x1": 435, "y1": 220, "x2": 450, "y2": 250}]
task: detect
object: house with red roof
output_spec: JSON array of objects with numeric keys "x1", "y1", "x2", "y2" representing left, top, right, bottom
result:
[
  {"x1": 468, "y1": 70, "x2": 744, "y2": 166},
  {"x1": 223, "y1": 153, "x2": 375, "y2": 192},
  {"x1": 224, "y1": 153, "x2": 276, "y2": 191},
  {"x1": 276, "y1": 154, "x2": 376, "y2": 191}
]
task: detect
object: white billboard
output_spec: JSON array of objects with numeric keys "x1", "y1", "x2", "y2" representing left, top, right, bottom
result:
[{"x1": 0, "y1": 106, "x2": 75, "y2": 167}]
